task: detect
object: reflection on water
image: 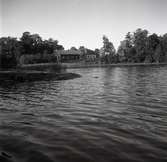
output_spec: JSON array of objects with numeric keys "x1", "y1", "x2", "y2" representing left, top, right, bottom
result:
[{"x1": 0, "y1": 66, "x2": 167, "y2": 162}]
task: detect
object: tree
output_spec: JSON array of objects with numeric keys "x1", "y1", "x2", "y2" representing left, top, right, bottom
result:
[
  {"x1": 101, "y1": 35, "x2": 116, "y2": 63},
  {"x1": 125, "y1": 32, "x2": 134, "y2": 48},
  {"x1": 79, "y1": 46, "x2": 86, "y2": 53},
  {"x1": 133, "y1": 28, "x2": 148, "y2": 62},
  {"x1": 102, "y1": 35, "x2": 116, "y2": 55},
  {"x1": 94, "y1": 48, "x2": 100, "y2": 58},
  {"x1": 117, "y1": 32, "x2": 135, "y2": 62},
  {"x1": 79, "y1": 46, "x2": 87, "y2": 60},
  {"x1": 0, "y1": 37, "x2": 21, "y2": 68},
  {"x1": 153, "y1": 44, "x2": 163, "y2": 63},
  {"x1": 20, "y1": 32, "x2": 33, "y2": 54},
  {"x1": 145, "y1": 33, "x2": 160, "y2": 63},
  {"x1": 43, "y1": 38, "x2": 61, "y2": 54},
  {"x1": 20, "y1": 32, "x2": 64, "y2": 55},
  {"x1": 117, "y1": 40, "x2": 127, "y2": 62},
  {"x1": 160, "y1": 34, "x2": 167, "y2": 58},
  {"x1": 70, "y1": 47, "x2": 78, "y2": 51},
  {"x1": 151, "y1": 34, "x2": 167, "y2": 62}
]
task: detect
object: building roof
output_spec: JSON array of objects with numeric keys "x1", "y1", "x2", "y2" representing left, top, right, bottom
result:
[{"x1": 56, "y1": 49, "x2": 82, "y2": 55}]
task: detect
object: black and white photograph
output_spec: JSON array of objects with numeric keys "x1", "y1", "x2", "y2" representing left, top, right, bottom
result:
[{"x1": 0, "y1": 0, "x2": 167, "y2": 162}]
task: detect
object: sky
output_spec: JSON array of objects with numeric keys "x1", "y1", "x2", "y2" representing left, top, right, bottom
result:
[{"x1": 1, "y1": 0, "x2": 167, "y2": 50}]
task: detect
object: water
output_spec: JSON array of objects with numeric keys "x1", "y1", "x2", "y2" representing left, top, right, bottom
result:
[{"x1": 0, "y1": 66, "x2": 167, "y2": 162}]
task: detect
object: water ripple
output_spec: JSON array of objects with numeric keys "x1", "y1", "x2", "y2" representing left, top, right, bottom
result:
[{"x1": 0, "y1": 66, "x2": 167, "y2": 162}]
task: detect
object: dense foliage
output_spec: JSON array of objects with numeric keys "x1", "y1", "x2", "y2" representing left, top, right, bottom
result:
[
  {"x1": 117, "y1": 28, "x2": 167, "y2": 63},
  {"x1": 0, "y1": 32, "x2": 64, "y2": 68},
  {"x1": 1, "y1": 28, "x2": 167, "y2": 69},
  {"x1": 100, "y1": 35, "x2": 117, "y2": 63}
]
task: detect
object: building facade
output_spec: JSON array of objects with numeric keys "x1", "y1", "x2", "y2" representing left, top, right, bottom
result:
[{"x1": 55, "y1": 49, "x2": 82, "y2": 63}]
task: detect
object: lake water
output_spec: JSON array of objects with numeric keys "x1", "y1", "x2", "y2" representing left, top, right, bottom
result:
[{"x1": 0, "y1": 66, "x2": 167, "y2": 162}]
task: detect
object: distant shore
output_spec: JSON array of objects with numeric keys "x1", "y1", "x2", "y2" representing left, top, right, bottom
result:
[{"x1": 62, "y1": 62, "x2": 167, "y2": 69}]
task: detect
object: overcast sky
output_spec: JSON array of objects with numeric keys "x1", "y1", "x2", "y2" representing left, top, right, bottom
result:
[{"x1": 1, "y1": 0, "x2": 167, "y2": 49}]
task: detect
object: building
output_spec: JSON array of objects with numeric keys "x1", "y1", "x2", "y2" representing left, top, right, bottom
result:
[
  {"x1": 83, "y1": 52, "x2": 98, "y2": 63},
  {"x1": 55, "y1": 48, "x2": 100, "y2": 64},
  {"x1": 80, "y1": 48, "x2": 99, "y2": 63},
  {"x1": 55, "y1": 49, "x2": 82, "y2": 63}
]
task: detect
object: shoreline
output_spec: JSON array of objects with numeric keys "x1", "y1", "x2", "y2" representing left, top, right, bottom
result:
[
  {"x1": 62, "y1": 62, "x2": 167, "y2": 69},
  {"x1": 0, "y1": 70, "x2": 81, "y2": 82}
]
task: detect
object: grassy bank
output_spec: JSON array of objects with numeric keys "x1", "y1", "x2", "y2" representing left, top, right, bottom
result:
[
  {"x1": 0, "y1": 63, "x2": 80, "y2": 82},
  {"x1": 0, "y1": 70, "x2": 81, "y2": 82}
]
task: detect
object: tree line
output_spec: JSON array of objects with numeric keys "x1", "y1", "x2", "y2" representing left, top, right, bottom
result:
[
  {"x1": 0, "y1": 32, "x2": 64, "y2": 68},
  {"x1": 1, "y1": 29, "x2": 167, "y2": 68},
  {"x1": 116, "y1": 28, "x2": 167, "y2": 63},
  {"x1": 66, "y1": 28, "x2": 167, "y2": 64}
]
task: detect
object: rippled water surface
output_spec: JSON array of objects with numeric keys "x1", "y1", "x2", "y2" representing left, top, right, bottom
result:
[{"x1": 0, "y1": 66, "x2": 167, "y2": 162}]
